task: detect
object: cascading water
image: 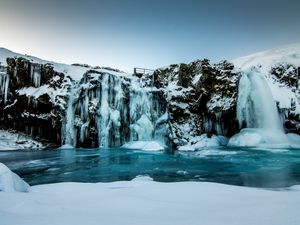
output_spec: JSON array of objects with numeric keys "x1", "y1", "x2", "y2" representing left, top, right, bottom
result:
[
  {"x1": 61, "y1": 87, "x2": 77, "y2": 148},
  {"x1": 237, "y1": 70, "x2": 283, "y2": 131},
  {"x1": 229, "y1": 69, "x2": 300, "y2": 147}
]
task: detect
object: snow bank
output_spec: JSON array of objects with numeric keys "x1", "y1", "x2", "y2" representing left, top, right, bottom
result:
[
  {"x1": 0, "y1": 130, "x2": 43, "y2": 150},
  {"x1": 121, "y1": 141, "x2": 165, "y2": 151},
  {"x1": 0, "y1": 178, "x2": 299, "y2": 225},
  {"x1": 0, "y1": 163, "x2": 30, "y2": 192},
  {"x1": 178, "y1": 134, "x2": 228, "y2": 151},
  {"x1": 228, "y1": 128, "x2": 300, "y2": 148}
]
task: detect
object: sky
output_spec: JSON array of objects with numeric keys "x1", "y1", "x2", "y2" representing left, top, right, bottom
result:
[{"x1": 0, "y1": 0, "x2": 299, "y2": 73}]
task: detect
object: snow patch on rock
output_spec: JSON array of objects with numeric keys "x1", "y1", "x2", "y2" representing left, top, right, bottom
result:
[
  {"x1": 178, "y1": 134, "x2": 228, "y2": 151},
  {"x1": 0, "y1": 130, "x2": 43, "y2": 150}
]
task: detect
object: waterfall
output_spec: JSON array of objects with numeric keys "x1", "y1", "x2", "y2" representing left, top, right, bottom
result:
[
  {"x1": 61, "y1": 71, "x2": 168, "y2": 149},
  {"x1": 30, "y1": 64, "x2": 41, "y2": 88},
  {"x1": 228, "y1": 69, "x2": 300, "y2": 148},
  {"x1": 62, "y1": 87, "x2": 77, "y2": 147},
  {"x1": 237, "y1": 70, "x2": 283, "y2": 131}
]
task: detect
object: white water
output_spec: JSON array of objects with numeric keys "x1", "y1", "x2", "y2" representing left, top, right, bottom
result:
[
  {"x1": 229, "y1": 69, "x2": 300, "y2": 147},
  {"x1": 62, "y1": 87, "x2": 77, "y2": 147},
  {"x1": 237, "y1": 70, "x2": 283, "y2": 131}
]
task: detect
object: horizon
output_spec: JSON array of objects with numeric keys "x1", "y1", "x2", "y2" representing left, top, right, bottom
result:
[{"x1": 0, "y1": 0, "x2": 300, "y2": 73}]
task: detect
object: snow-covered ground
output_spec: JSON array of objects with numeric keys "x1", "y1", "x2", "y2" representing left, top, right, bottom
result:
[
  {"x1": 0, "y1": 130, "x2": 43, "y2": 150},
  {"x1": 0, "y1": 47, "x2": 128, "y2": 81},
  {"x1": 0, "y1": 175, "x2": 299, "y2": 225}
]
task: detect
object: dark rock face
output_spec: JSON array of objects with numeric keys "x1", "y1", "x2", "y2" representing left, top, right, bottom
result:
[
  {"x1": 0, "y1": 57, "x2": 70, "y2": 146},
  {"x1": 153, "y1": 60, "x2": 240, "y2": 146},
  {"x1": 0, "y1": 54, "x2": 299, "y2": 149}
]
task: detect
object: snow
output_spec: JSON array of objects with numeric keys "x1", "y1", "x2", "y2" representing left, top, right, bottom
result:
[
  {"x1": 206, "y1": 94, "x2": 234, "y2": 112},
  {"x1": 192, "y1": 73, "x2": 201, "y2": 85},
  {"x1": 0, "y1": 47, "x2": 128, "y2": 81},
  {"x1": 122, "y1": 141, "x2": 165, "y2": 151},
  {"x1": 0, "y1": 174, "x2": 299, "y2": 225},
  {"x1": 232, "y1": 43, "x2": 300, "y2": 73},
  {"x1": 268, "y1": 80, "x2": 300, "y2": 114},
  {"x1": 178, "y1": 134, "x2": 228, "y2": 151},
  {"x1": 233, "y1": 43, "x2": 300, "y2": 116},
  {"x1": 17, "y1": 84, "x2": 69, "y2": 107},
  {"x1": 0, "y1": 163, "x2": 30, "y2": 192},
  {"x1": 228, "y1": 128, "x2": 300, "y2": 148},
  {"x1": 0, "y1": 130, "x2": 43, "y2": 150}
]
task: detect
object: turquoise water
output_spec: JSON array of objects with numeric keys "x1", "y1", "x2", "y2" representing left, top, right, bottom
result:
[{"x1": 1, "y1": 147, "x2": 300, "y2": 188}]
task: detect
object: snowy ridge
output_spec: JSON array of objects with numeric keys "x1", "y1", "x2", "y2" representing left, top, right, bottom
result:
[
  {"x1": 232, "y1": 43, "x2": 300, "y2": 73},
  {"x1": 0, "y1": 47, "x2": 128, "y2": 81},
  {"x1": 0, "y1": 130, "x2": 43, "y2": 150}
]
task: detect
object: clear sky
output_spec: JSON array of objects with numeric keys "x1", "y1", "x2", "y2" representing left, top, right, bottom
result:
[{"x1": 0, "y1": 0, "x2": 299, "y2": 73}]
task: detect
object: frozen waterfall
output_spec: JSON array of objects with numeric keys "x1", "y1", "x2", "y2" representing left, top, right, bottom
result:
[
  {"x1": 229, "y1": 69, "x2": 300, "y2": 148},
  {"x1": 237, "y1": 70, "x2": 283, "y2": 131},
  {"x1": 61, "y1": 71, "x2": 168, "y2": 148},
  {"x1": 61, "y1": 86, "x2": 77, "y2": 148}
]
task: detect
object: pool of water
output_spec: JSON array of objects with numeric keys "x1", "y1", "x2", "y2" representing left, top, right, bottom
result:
[{"x1": 1, "y1": 147, "x2": 300, "y2": 188}]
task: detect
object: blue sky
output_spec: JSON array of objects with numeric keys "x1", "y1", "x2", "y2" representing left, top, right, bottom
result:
[{"x1": 0, "y1": 0, "x2": 299, "y2": 72}]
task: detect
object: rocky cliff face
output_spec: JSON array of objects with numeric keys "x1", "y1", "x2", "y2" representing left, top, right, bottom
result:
[
  {"x1": 0, "y1": 44, "x2": 299, "y2": 149},
  {"x1": 152, "y1": 60, "x2": 240, "y2": 147},
  {"x1": 0, "y1": 57, "x2": 70, "y2": 146}
]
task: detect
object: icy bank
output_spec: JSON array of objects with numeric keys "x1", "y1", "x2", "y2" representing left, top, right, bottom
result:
[
  {"x1": 0, "y1": 176, "x2": 299, "y2": 225},
  {"x1": 178, "y1": 134, "x2": 228, "y2": 151},
  {"x1": 0, "y1": 130, "x2": 43, "y2": 150},
  {"x1": 121, "y1": 141, "x2": 165, "y2": 151},
  {"x1": 0, "y1": 163, "x2": 30, "y2": 192}
]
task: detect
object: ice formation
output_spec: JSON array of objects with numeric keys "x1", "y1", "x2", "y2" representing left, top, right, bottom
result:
[
  {"x1": 61, "y1": 72, "x2": 168, "y2": 149},
  {"x1": 229, "y1": 69, "x2": 300, "y2": 148}
]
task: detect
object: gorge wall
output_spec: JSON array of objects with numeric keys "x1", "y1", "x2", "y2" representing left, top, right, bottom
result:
[{"x1": 0, "y1": 45, "x2": 299, "y2": 149}]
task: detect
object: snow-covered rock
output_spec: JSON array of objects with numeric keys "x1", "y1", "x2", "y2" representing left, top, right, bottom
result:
[
  {"x1": 0, "y1": 163, "x2": 30, "y2": 192},
  {"x1": 178, "y1": 134, "x2": 228, "y2": 151},
  {"x1": 153, "y1": 60, "x2": 239, "y2": 149},
  {"x1": 0, "y1": 130, "x2": 43, "y2": 150}
]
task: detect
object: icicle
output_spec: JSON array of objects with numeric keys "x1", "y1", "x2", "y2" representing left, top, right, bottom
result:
[
  {"x1": 30, "y1": 64, "x2": 41, "y2": 88},
  {"x1": 97, "y1": 73, "x2": 110, "y2": 147},
  {"x1": 63, "y1": 88, "x2": 77, "y2": 147},
  {"x1": 80, "y1": 121, "x2": 89, "y2": 143},
  {"x1": 0, "y1": 71, "x2": 9, "y2": 105}
]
